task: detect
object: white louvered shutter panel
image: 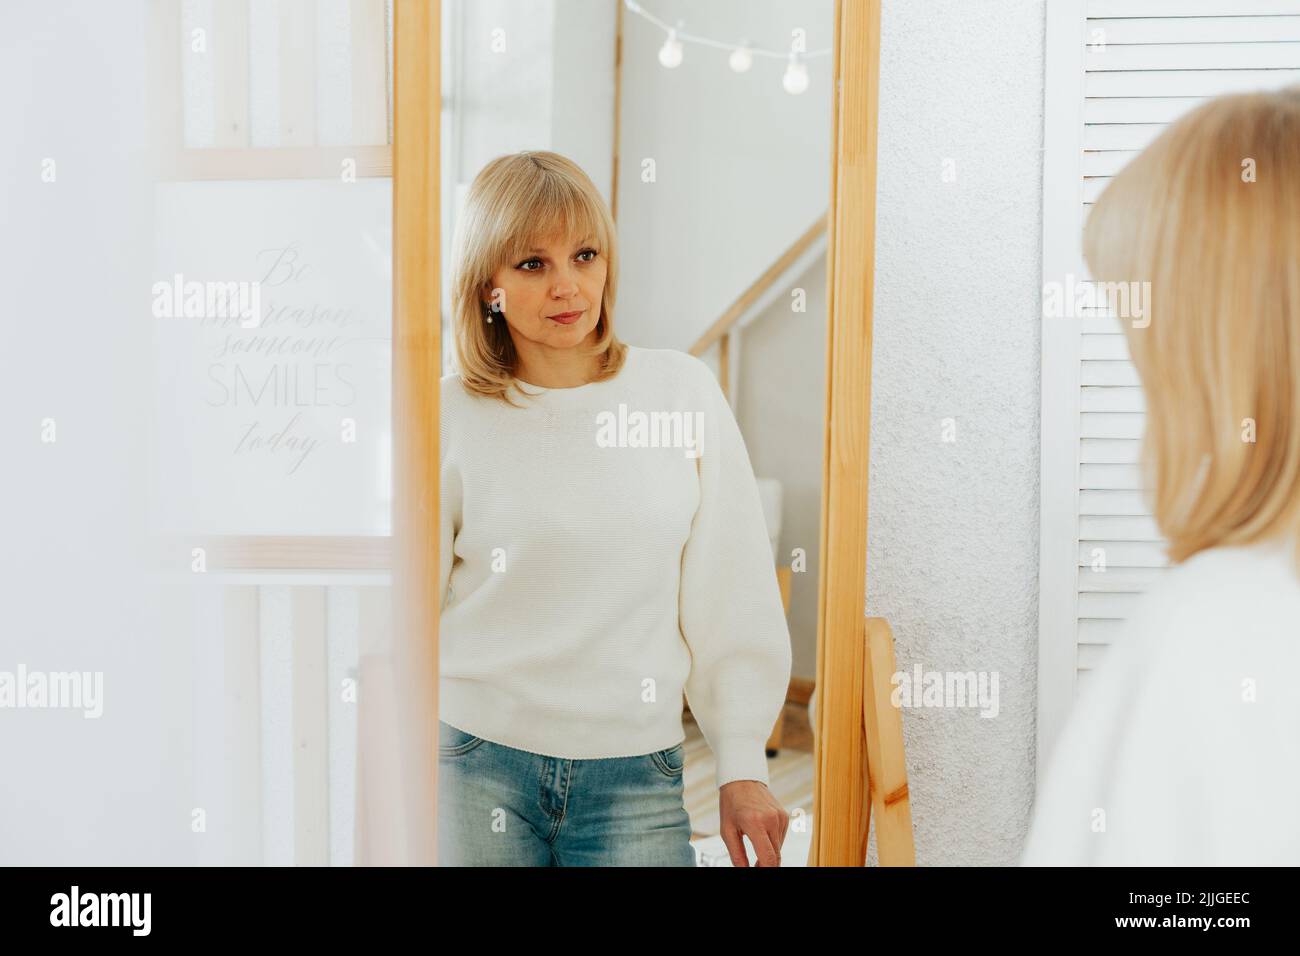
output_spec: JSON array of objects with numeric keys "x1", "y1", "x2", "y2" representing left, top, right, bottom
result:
[{"x1": 1038, "y1": 0, "x2": 1300, "y2": 759}]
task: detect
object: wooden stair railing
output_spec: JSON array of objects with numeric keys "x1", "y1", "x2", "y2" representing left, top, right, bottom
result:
[{"x1": 689, "y1": 213, "x2": 829, "y2": 401}]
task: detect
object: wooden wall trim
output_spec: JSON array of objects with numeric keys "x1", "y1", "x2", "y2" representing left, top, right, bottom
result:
[
  {"x1": 355, "y1": 0, "x2": 441, "y2": 867},
  {"x1": 350, "y1": 0, "x2": 391, "y2": 145},
  {"x1": 148, "y1": 0, "x2": 182, "y2": 159},
  {"x1": 610, "y1": 0, "x2": 624, "y2": 221},
  {"x1": 151, "y1": 535, "x2": 392, "y2": 571},
  {"x1": 212, "y1": 0, "x2": 251, "y2": 148},
  {"x1": 147, "y1": 0, "x2": 392, "y2": 181},
  {"x1": 291, "y1": 585, "x2": 330, "y2": 865},
  {"x1": 156, "y1": 145, "x2": 392, "y2": 181},
  {"x1": 813, "y1": 0, "x2": 882, "y2": 867},
  {"x1": 222, "y1": 585, "x2": 262, "y2": 864}
]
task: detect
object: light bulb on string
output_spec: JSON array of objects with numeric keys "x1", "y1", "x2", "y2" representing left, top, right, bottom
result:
[
  {"x1": 782, "y1": 50, "x2": 809, "y2": 95},
  {"x1": 658, "y1": 23, "x2": 684, "y2": 68},
  {"x1": 729, "y1": 40, "x2": 753, "y2": 73}
]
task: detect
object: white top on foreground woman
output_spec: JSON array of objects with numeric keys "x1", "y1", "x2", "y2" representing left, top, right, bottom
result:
[{"x1": 1023, "y1": 88, "x2": 1300, "y2": 865}]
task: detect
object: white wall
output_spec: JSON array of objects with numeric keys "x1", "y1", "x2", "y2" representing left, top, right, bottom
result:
[
  {"x1": 866, "y1": 0, "x2": 1046, "y2": 865},
  {"x1": 0, "y1": 0, "x2": 196, "y2": 864},
  {"x1": 735, "y1": 256, "x2": 829, "y2": 681},
  {"x1": 444, "y1": 0, "x2": 616, "y2": 329},
  {"x1": 612, "y1": 0, "x2": 834, "y2": 350},
  {"x1": 452, "y1": 0, "x2": 561, "y2": 181},
  {"x1": 448, "y1": 0, "x2": 616, "y2": 198},
  {"x1": 610, "y1": 0, "x2": 834, "y2": 684},
  {"x1": 550, "y1": 0, "x2": 618, "y2": 201}
]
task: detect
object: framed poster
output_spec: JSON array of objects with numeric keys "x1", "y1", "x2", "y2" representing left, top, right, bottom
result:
[{"x1": 149, "y1": 178, "x2": 392, "y2": 536}]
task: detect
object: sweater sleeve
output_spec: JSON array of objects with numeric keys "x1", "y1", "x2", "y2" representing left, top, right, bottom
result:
[{"x1": 678, "y1": 358, "x2": 793, "y2": 789}]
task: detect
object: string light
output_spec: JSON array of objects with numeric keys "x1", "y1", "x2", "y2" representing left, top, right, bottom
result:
[
  {"x1": 728, "y1": 41, "x2": 753, "y2": 74},
  {"x1": 782, "y1": 51, "x2": 809, "y2": 95},
  {"x1": 623, "y1": 0, "x2": 830, "y2": 94},
  {"x1": 658, "y1": 23, "x2": 684, "y2": 68}
]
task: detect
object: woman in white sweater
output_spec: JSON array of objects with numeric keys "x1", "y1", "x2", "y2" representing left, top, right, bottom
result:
[
  {"x1": 436, "y1": 150, "x2": 793, "y2": 866},
  {"x1": 1022, "y1": 88, "x2": 1300, "y2": 865}
]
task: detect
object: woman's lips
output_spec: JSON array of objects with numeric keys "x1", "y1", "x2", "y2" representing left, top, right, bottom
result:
[{"x1": 548, "y1": 310, "x2": 583, "y2": 325}]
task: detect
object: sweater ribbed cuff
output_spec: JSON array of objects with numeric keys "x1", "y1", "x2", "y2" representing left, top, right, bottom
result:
[{"x1": 714, "y1": 735, "x2": 771, "y2": 789}]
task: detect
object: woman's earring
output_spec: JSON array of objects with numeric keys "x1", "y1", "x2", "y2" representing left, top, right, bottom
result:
[{"x1": 483, "y1": 305, "x2": 493, "y2": 324}]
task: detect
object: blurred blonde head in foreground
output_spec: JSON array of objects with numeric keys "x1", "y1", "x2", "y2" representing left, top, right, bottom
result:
[
  {"x1": 1083, "y1": 86, "x2": 1300, "y2": 571},
  {"x1": 1024, "y1": 87, "x2": 1300, "y2": 868}
]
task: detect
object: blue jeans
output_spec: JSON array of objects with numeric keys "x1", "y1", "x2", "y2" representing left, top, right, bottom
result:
[{"x1": 437, "y1": 720, "x2": 698, "y2": 866}]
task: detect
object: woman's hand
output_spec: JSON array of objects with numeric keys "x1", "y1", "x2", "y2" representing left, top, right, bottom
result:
[{"x1": 719, "y1": 780, "x2": 789, "y2": 866}]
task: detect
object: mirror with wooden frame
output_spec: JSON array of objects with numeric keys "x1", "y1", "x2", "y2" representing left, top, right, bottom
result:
[{"x1": 377, "y1": 0, "x2": 910, "y2": 867}]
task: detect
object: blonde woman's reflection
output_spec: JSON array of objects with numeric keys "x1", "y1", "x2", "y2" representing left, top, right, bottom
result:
[
  {"x1": 436, "y1": 151, "x2": 792, "y2": 866},
  {"x1": 1024, "y1": 88, "x2": 1300, "y2": 865}
]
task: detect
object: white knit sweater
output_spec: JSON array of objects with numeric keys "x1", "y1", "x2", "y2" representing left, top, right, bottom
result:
[
  {"x1": 1022, "y1": 538, "x2": 1300, "y2": 865},
  {"x1": 438, "y1": 344, "x2": 792, "y2": 788}
]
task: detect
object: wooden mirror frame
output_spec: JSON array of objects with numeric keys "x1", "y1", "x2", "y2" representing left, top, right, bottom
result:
[{"x1": 387, "y1": 0, "x2": 891, "y2": 867}]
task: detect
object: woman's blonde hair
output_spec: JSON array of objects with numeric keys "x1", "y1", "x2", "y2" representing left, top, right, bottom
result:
[
  {"x1": 449, "y1": 150, "x2": 627, "y2": 406},
  {"x1": 1083, "y1": 87, "x2": 1300, "y2": 568}
]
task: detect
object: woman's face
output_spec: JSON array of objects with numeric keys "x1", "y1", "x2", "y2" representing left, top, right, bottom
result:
[{"x1": 482, "y1": 231, "x2": 606, "y2": 353}]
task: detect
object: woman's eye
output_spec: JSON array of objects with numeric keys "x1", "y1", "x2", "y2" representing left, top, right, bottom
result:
[{"x1": 517, "y1": 250, "x2": 595, "y2": 271}]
